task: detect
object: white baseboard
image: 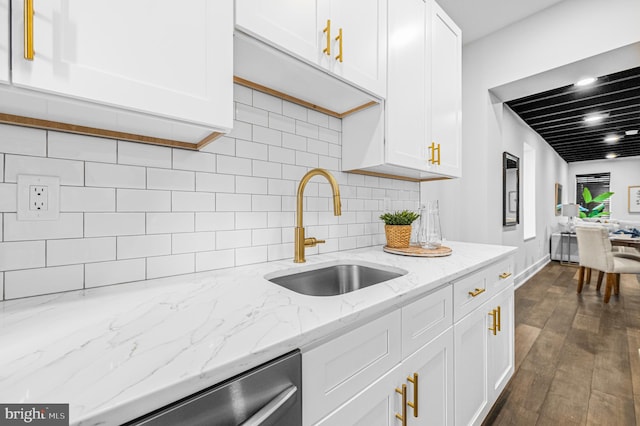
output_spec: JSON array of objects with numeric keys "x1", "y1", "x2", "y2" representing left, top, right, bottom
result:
[{"x1": 514, "y1": 254, "x2": 551, "y2": 290}]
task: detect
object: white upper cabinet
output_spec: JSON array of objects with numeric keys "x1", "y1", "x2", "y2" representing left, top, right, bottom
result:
[
  {"x1": 235, "y1": 0, "x2": 387, "y2": 99},
  {"x1": 5, "y1": 0, "x2": 232, "y2": 143},
  {"x1": 0, "y1": 0, "x2": 8, "y2": 84}
]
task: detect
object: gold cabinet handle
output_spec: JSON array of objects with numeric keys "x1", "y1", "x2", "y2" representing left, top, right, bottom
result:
[
  {"x1": 496, "y1": 305, "x2": 501, "y2": 332},
  {"x1": 335, "y1": 28, "x2": 343, "y2": 62},
  {"x1": 488, "y1": 309, "x2": 497, "y2": 335},
  {"x1": 24, "y1": 0, "x2": 35, "y2": 60},
  {"x1": 435, "y1": 143, "x2": 441, "y2": 165},
  {"x1": 407, "y1": 373, "x2": 418, "y2": 418},
  {"x1": 499, "y1": 272, "x2": 512, "y2": 279},
  {"x1": 395, "y1": 384, "x2": 407, "y2": 426},
  {"x1": 428, "y1": 142, "x2": 436, "y2": 164},
  {"x1": 322, "y1": 19, "x2": 331, "y2": 56},
  {"x1": 468, "y1": 288, "x2": 485, "y2": 297}
]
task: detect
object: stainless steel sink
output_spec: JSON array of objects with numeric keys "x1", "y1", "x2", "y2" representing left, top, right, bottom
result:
[{"x1": 265, "y1": 261, "x2": 407, "y2": 296}]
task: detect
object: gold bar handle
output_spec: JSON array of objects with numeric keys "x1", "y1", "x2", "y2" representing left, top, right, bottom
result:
[
  {"x1": 428, "y1": 142, "x2": 436, "y2": 164},
  {"x1": 496, "y1": 305, "x2": 501, "y2": 332},
  {"x1": 395, "y1": 384, "x2": 407, "y2": 426},
  {"x1": 335, "y1": 28, "x2": 343, "y2": 62},
  {"x1": 24, "y1": 0, "x2": 34, "y2": 60},
  {"x1": 488, "y1": 309, "x2": 497, "y2": 335},
  {"x1": 435, "y1": 143, "x2": 441, "y2": 165},
  {"x1": 499, "y1": 272, "x2": 512, "y2": 279},
  {"x1": 468, "y1": 287, "x2": 485, "y2": 297},
  {"x1": 407, "y1": 373, "x2": 418, "y2": 418},
  {"x1": 322, "y1": 19, "x2": 331, "y2": 56}
]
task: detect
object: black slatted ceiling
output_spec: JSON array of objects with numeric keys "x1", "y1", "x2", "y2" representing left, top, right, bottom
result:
[{"x1": 506, "y1": 66, "x2": 640, "y2": 163}]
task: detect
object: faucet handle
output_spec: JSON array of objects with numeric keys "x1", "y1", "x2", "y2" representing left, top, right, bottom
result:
[{"x1": 304, "y1": 237, "x2": 325, "y2": 247}]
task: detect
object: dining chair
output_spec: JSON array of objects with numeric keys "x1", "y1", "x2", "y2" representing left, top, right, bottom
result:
[{"x1": 575, "y1": 226, "x2": 640, "y2": 303}]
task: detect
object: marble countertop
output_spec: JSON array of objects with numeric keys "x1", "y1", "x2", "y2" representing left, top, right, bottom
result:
[{"x1": 0, "y1": 241, "x2": 516, "y2": 425}]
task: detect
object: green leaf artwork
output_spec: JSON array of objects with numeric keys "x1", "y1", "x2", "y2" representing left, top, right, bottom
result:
[{"x1": 579, "y1": 187, "x2": 614, "y2": 218}]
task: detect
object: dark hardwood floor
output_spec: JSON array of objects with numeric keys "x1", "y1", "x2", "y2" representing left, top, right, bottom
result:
[{"x1": 484, "y1": 262, "x2": 640, "y2": 426}]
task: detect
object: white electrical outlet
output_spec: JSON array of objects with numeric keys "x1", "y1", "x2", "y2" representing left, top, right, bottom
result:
[{"x1": 17, "y1": 175, "x2": 60, "y2": 221}]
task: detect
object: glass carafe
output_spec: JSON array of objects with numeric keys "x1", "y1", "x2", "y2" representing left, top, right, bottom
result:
[{"x1": 418, "y1": 200, "x2": 443, "y2": 249}]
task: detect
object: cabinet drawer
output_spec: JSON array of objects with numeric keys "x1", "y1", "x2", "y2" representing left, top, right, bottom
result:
[
  {"x1": 302, "y1": 310, "x2": 402, "y2": 426},
  {"x1": 487, "y1": 257, "x2": 514, "y2": 292},
  {"x1": 453, "y1": 269, "x2": 489, "y2": 322},
  {"x1": 401, "y1": 285, "x2": 452, "y2": 358}
]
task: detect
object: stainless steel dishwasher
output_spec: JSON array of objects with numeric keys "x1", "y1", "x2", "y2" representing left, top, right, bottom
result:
[{"x1": 126, "y1": 350, "x2": 301, "y2": 426}]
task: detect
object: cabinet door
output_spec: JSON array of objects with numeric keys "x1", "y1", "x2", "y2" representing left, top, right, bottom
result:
[
  {"x1": 235, "y1": 0, "x2": 321, "y2": 65},
  {"x1": 429, "y1": 1, "x2": 461, "y2": 177},
  {"x1": 404, "y1": 328, "x2": 454, "y2": 426},
  {"x1": 454, "y1": 300, "x2": 490, "y2": 426},
  {"x1": 488, "y1": 285, "x2": 514, "y2": 402},
  {"x1": 0, "y1": 0, "x2": 8, "y2": 84},
  {"x1": 327, "y1": 0, "x2": 387, "y2": 97},
  {"x1": 10, "y1": 0, "x2": 232, "y2": 129},
  {"x1": 385, "y1": 0, "x2": 429, "y2": 171}
]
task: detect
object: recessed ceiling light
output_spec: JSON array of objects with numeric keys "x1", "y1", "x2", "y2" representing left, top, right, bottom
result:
[
  {"x1": 626, "y1": 129, "x2": 638, "y2": 136},
  {"x1": 605, "y1": 153, "x2": 618, "y2": 159},
  {"x1": 575, "y1": 77, "x2": 597, "y2": 87},
  {"x1": 604, "y1": 135, "x2": 621, "y2": 142},
  {"x1": 584, "y1": 114, "x2": 607, "y2": 123}
]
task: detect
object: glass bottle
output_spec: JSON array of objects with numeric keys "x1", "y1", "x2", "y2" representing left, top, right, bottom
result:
[{"x1": 419, "y1": 200, "x2": 442, "y2": 249}]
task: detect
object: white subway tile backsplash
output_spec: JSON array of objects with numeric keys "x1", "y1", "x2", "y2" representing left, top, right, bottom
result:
[
  {"x1": 147, "y1": 168, "x2": 194, "y2": 191},
  {"x1": 268, "y1": 146, "x2": 295, "y2": 165},
  {"x1": 196, "y1": 249, "x2": 235, "y2": 272},
  {"x1": 117, "y1": 234, "x2": 171, "y2": 259},
  {"x1": 236, "y1": 103, "x2": 269, "y2": 127},
  {"x1": 252, "y1": 195, "x2": 281, "y2": 212},
  {"x1": 282, "y1": 133, "x2": 306, "y2": 151},
  {"x1": 0, "y1": 184, "x2": 16, "y2": 212},
  {"x1": 268, "y1": 113, "x2": 296, "y2": 133},
  {"x1": 319, "y1": 127, "x2": 340, "y2": 144},
  {"x1": 86, "y1": 162, "x2": 145, "y2": 189},
  {"x1": 147, "y1": 253, "x2": 194, "y2": 279},
  {"x1": 85, "y1": 258, "x2": 146, "y2": 288},
  {"x1": 252, "y1": 160, "x2": 281, "y2": 179},
  {"x1": 235, "y1": 212, "x2": 267, "y2": 230},
  {"x1": 4, "y1": 213, "x2": 83, "y2": 241},
  {"x1": 47, "y1": 237, "x2": 116, "y2": 267},
  {"x1": 268, "y1": 179, "x2": 295, "y2": 196},
  {"x1": 85, "y1": 213, "x2": 145, "y2": 237},
  {"x1": 233, "y1": 83, "x2": 252, "y2": 104},
  {"x1": 48, "y1": 132, "x2": 117, "y2": 163},
  {"x1": 295, "y1": 151, "x2": 318, "y2": 168},
  {"x1": 118, "y1": 141, "x2": 172, "y2": 169},
  {"x1": 282, "y1": 164, "x2": 307, "y2": 181},
  {"x1": 282, "y1": 101, "x2": 307, "y2": 121},
  {"x1": 236, "y1": 176, "x2": 267, "y2": 195},
  {"x1": 307, "y1": 139, "x2": 329, "y2": 156},
  {"x1": 172, "y1": 149, "x2": 216, "y2": 173},
  {"x1": 328, "y1": 116, "x2": 342, "y2": 131},
  {"x1": 0, "y1": 154, "x2": 3, "y2": 182},
  {"x1": 195, "y1": 212, "x2": 234, "y2": 231},
  {"x1": 253, "y1": 91, "x2": 282, "y2": 114},
  {"x1": 196, "y1": 172, "x2": 235, "y2": 193},
  {"x1": 118, "y1": 189, "x2": 171, "y2": 212},
  {"x1": 235, "y1": 246, "x2": 267, "y2": 266},
  {"x1": 61, "y1": 187, "x2": 115, "y2": 212},
  {"x1": 0, "y1": 241, "x2": 45, "y2": 271},
  {"x1": 328, "y1": 144, "x2": 341, "y2": 158},
  {"x1": 5, "y1": 265, "x2": 84, "y2": 299},
  {"x1": 236, "y1": 139, "x2": 268, "y2": 161},
  {"x1": 308, "y1": 110, "x2": 329, "y2": 128},
  {"x1": 228, "y1": 120, "x2": 252, "y2": 140},
  {"x1": 147, "y1": 213, "x2": 194, "y2": 234},
  {"x1": 172, "y1": 191, "x2": 215, "y2": 212},
  {"x1": 253, "y1": 125, "x2": 281, "y2": 146},
  {"x1": 216, "y1": 230, "x2": 251, "y2": 250},
  {"x1": 217, "y1": 155, "x2": 252, "y2": 176},
  {"x1": 216, "y1": 193, "x2": 251, "y2": 212},
  {"x1": 296, "y1": 121, "x2": 319, "y2": 139},
  {"x1": 172, "y1": 232, "x2": 215, "y2": 254},
  {"x1": 200, "y1": 136, "x2": 235, "y2": 156},
  {"x1": 267, "y1": 243, "x2": 293, "y2": 261},
  {"x1": 0, "y1": 124, "x2": 46, "y2": 156},
  {"x1": 252, "y1": 228, "x2": 281, "y2": 246},
  {"x1": 319, "y1": 155, "x2": 339, "y2": 171},
  {"x1": 281, "y1": 196, "x2": 297, "y2": 212},
  {"x1": 5, "y1": 155, "x2": 84, "y2": 185}
]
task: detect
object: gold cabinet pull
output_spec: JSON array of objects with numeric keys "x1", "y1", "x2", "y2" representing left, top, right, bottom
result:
[
  {"x1": 395, "y1": 384, "x2": 407, "y2": 426},
  {"x1": 407, "y1": 373, "x2": 418, "y2": 417},
  {"x1": 496, "y1": 305, "x2": 501, "y2": 332},
  {"x1": 435, "y1": 143, "x2": 441, "y2": 165},
  {"x1": 24, "y1": 0, "x2": 35, "y2": 60},
  {"x1": 468, "y1": 288, "x2": 485, "y2": 297},
  {"x1": 335, "y1": 28, "x2": 343, "y2": 62},
  {"x1": 499, "y1": 272, "x2": 512, "y2": 279},
  {"x1": 428, "y1": 142, "x2": 436, "y2": 164},
  {"x1": 322, "y1": 19, "x2": 331, "y2": 56},
  {"x1": 488, "y1": 309, "x2": 497, "y2": 335}
]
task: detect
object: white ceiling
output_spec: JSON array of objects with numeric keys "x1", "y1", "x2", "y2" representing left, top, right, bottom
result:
[{"x1": 435, "y1": 0, "x2": 567, "y2": 44}]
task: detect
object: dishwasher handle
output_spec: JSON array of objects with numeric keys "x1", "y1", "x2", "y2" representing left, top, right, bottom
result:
[{"x1": 240, "y1": 385, "x2": 298, "y2": 426}]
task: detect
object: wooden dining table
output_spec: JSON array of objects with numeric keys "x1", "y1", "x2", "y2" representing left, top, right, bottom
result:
[{"x1": 609, "y1": 235, "x2": 640, "y2": 248}]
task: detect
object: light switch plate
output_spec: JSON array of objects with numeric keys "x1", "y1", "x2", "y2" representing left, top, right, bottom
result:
[{"x1": 17, "y1": 175, "x2": 60, "y2": 221}]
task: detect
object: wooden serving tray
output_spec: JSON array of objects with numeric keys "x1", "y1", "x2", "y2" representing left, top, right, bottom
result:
[{"x1": 383, "y1": 244, "x2": 452, "y2": 257}]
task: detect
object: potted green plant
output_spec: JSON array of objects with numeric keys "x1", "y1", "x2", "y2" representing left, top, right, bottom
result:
[
  {"x1": 579, "y1": 187, "x2": 614, "y2": 218},
  {"x1": 379, "y1": 210, "x2": 420, "y2": 248}
]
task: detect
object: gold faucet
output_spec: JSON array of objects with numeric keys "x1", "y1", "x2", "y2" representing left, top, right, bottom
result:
[{"x1": 294, "y1": 168, "x2": 342, "y2": 263}]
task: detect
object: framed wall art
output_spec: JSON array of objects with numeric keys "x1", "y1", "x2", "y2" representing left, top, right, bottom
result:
[
  {"x1": 554, "y1": 183, "x2": 562, "y2": 216},
  {"x1": 629, "y1": 185, "x2": 640, "y2": 213}
]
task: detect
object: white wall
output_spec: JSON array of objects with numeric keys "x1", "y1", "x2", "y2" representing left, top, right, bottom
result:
[
  {"x1": 422, "y1": 0, "x2": 640, "y2": 281},
  {"x1": 568, "y1": 156, "x2": 640, "y2": 222},
  {"x1": 0, "y1": 84, "x2": 419, "y2": 300}
]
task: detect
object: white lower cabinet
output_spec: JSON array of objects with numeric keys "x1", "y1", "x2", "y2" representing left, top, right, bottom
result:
[{"x1": 302, "y1": 255, "x2": 514, "y2": 426}]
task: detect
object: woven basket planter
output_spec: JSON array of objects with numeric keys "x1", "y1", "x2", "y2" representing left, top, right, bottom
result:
[{"x1": 384, "y1": 225, "x2": 412, "y2": 248}]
